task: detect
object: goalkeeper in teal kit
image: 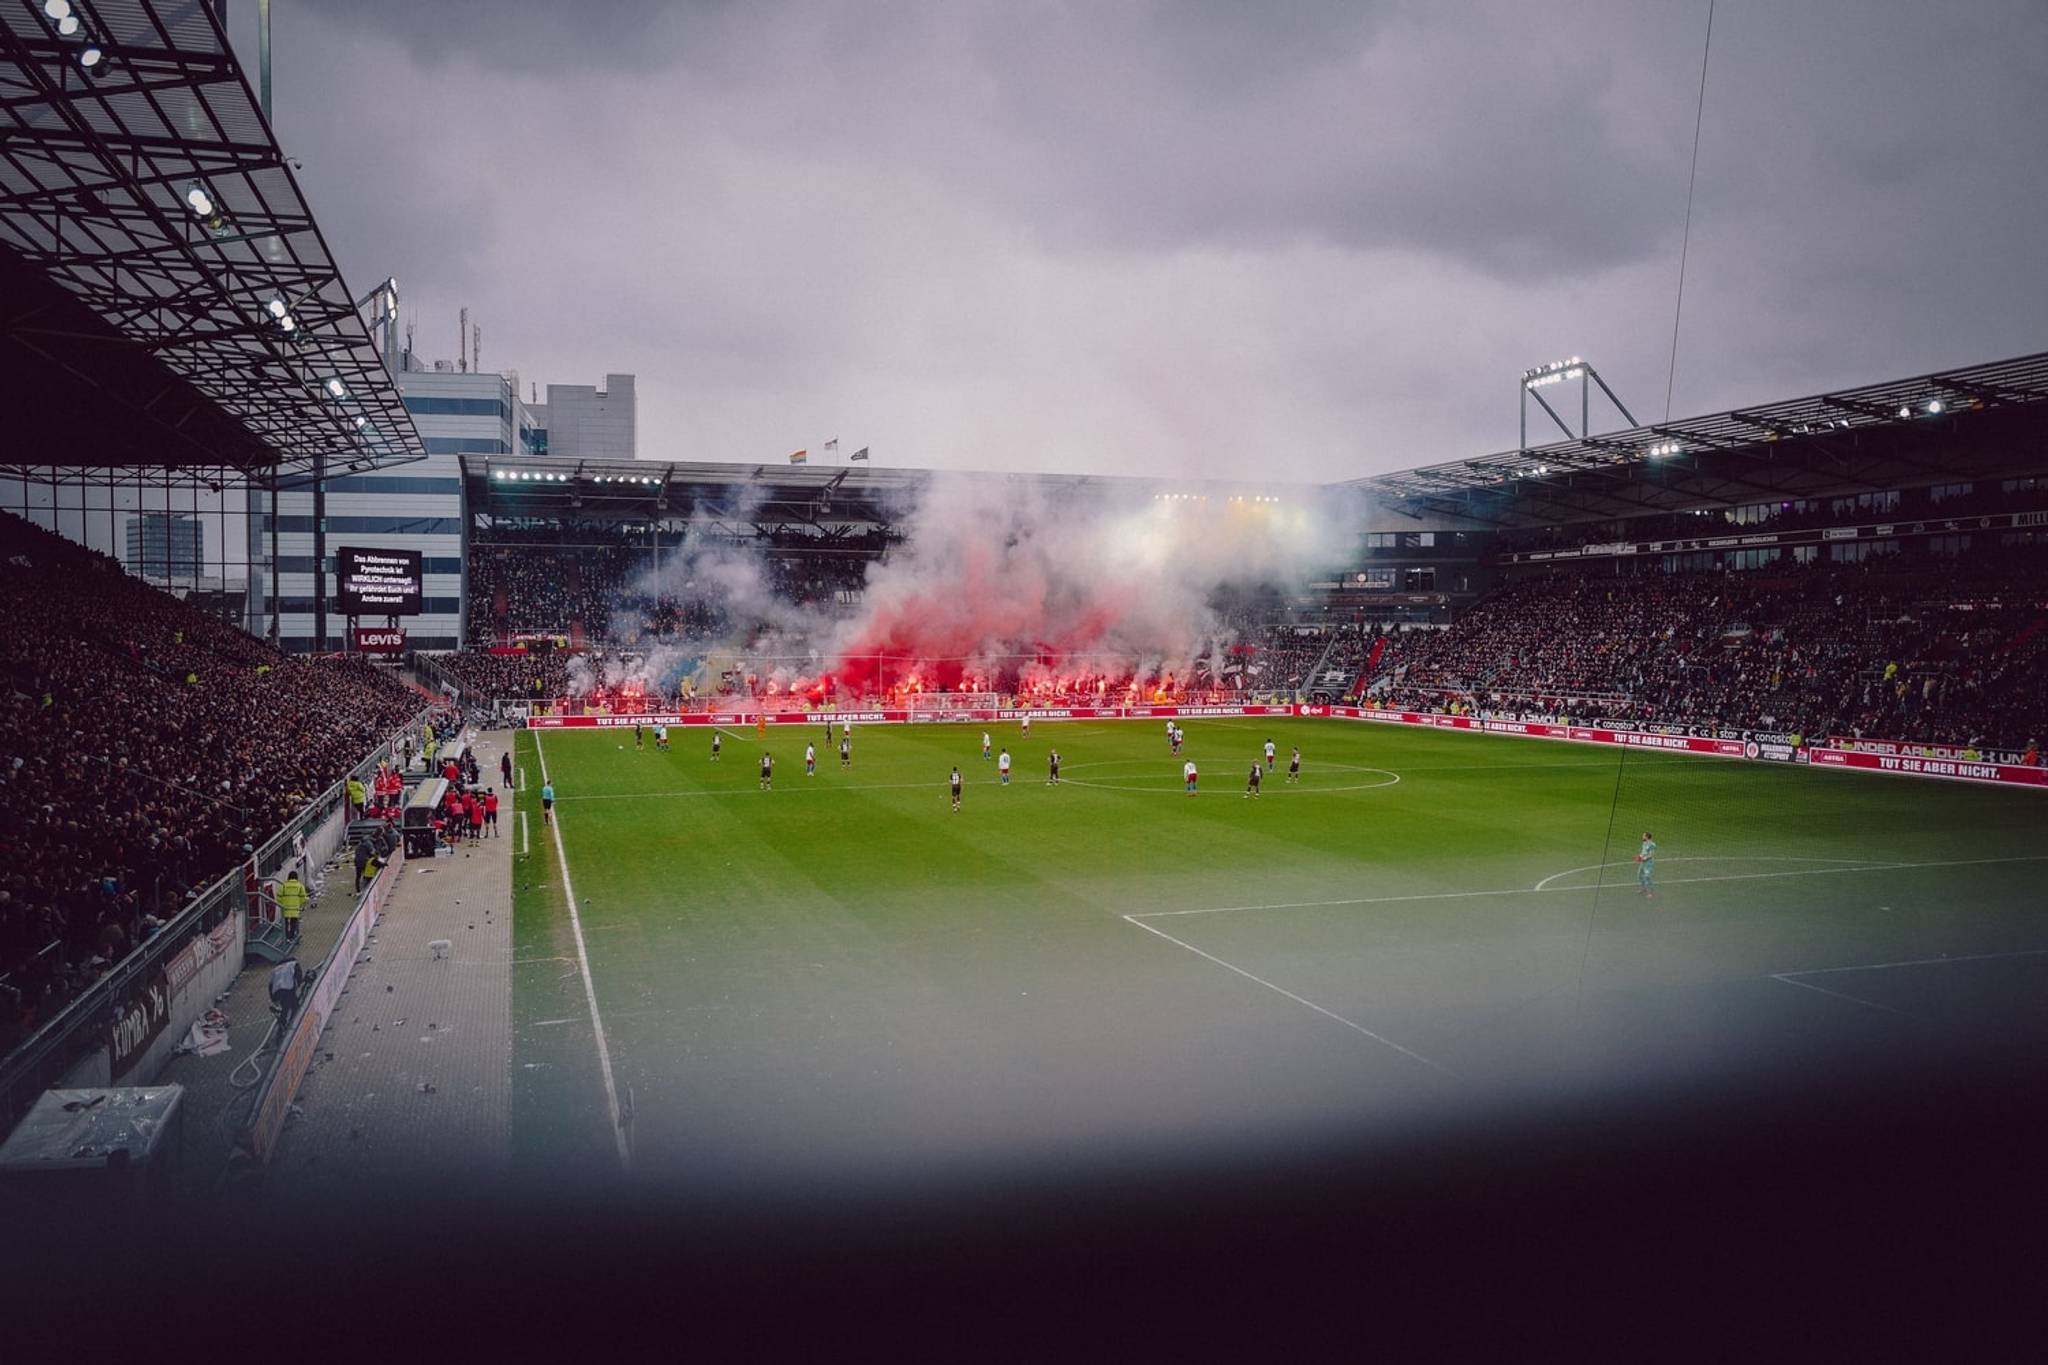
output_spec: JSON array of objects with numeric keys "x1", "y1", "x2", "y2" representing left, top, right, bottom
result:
[{"x1": 1636, "y1": 832, "x2": 1658, "y2": 899}]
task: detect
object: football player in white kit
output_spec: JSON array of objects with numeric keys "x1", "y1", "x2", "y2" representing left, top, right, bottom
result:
[
  {"x1": 1263, "y1": 738, "x2": 1276, "y2": 771},
  {"x1": 1183, "y1": 759, "x2": 1198, "y2": 794}
]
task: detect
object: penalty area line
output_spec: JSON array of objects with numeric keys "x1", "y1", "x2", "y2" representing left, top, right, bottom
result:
[
  {"x1": 1530, "y1": 856, "x2": 1897, "y2": 893},
  {"x1": 1134, "y1": 853, "x2": 2048, "y2": 921},
  {"x1": 533, "y1": 730, "x2": 631, "y2": 1169},
  {"x1": 1768, "y1": 947, "x2": 2048, "y2": 1023},
  {"x1": 1121, "y1": 913, "x2": 1459, "y2": 1079}
]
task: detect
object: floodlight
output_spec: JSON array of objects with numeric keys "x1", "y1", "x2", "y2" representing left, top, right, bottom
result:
[
  {"x1": 1925, "y1": 400, "x2": 1943, "y2": 414},
  {"x1": 184, "y1": 185, "x2": 214, "y2": 217},
  {"x1": 325, "y1": 377, "x2": 347, "y2": 399},
  {"x1": 266, "y1": 296, "x2": 288, "y2": 318},
  {"x1": 57, "y1": 15, "x2": 79, "y2": 35},
  {"x1": 79, "y1": 45, "x2": 103, "y2": 69},
  {"x1": 44, "y1": 0, "x2": 70, "y2": 18},
  {"x1": 1897, "y1": 405, "x2": 1911, "y2": 418}
]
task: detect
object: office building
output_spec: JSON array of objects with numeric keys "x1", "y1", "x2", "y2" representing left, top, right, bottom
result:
[
  {"x1": 525, "y1": 373, "x2": 635, "y2": 461},
  {"x1": 125, "y1": 512, "x2": 204, "y2": 580},
  {"x1": 248, "y1": 359, "x2": 633, "y2": 652}
]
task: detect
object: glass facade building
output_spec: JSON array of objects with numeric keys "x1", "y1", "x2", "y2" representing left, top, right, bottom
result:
[
  {"x1": 245, "y1": 363, "x2": 632, "y2": 652},
  {"x1": 250, "y1": 368, "x2": 515, "y2": 652}
]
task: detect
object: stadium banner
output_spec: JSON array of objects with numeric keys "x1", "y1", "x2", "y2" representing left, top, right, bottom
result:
[
  {"x1": 1810, "y1": 748, "x2": 2048, "y2": 788},
  {"x1": 526, "y1": 705, "x2": 1292, "y2": 729},
  {"x1": 528, "y1": 711, "x2": 907, "y2": 728},
  {"x1": 105, "y1": 961, "x2": 172, "y2": 1082},
  {"x1": 1747, "y1": 731, "x2": 1809, "y2": 763},
  {"x1": 242, "y1": 845, "x2": 404, "y2": 1163},
  {"x1": 1319, "y1": 705, "x2": 1751, "y2": 757},
  {"x1": 1824, "y1": 736, "x2": 2000, "y2": 763}
]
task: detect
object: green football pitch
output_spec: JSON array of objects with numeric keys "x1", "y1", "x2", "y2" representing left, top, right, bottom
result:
[{"x1": 508, "y1": 716, "x2": 2048, "y2": 1184}]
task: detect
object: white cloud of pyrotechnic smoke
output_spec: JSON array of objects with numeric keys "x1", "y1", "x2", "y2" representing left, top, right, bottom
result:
[
  {"x1": 825, "y1": 475, "x2": 1362, "y2": 697},
  {"x1": 571, "y1": 473, "x2": 1364, "y2": 702}
]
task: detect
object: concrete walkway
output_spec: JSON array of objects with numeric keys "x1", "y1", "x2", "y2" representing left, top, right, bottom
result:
[
  {"x1": 156, "y1": 730, "x2": 517, "y2": 1199},
  {"x1": 267, "y1": 729, "x2": 516, "y2": 1194}
]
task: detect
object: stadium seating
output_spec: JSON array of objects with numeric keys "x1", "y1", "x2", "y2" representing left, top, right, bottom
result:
[
  {"x1": 0, "y1": 512, "x2": 422, "y2": 1049},
  {"x1": 1365, "y1": 551, "x2": 2048, "y2": 756}
]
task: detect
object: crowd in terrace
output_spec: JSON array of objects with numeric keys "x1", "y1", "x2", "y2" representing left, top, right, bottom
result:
[
  {"x1": 0, "y1": 512, "x2": 422, "y2": 1051},
  {"x1": 1365, "y1": 549, "x2": 2048, "y2": 756},
  {"x1": 464, "y1": 530, "x2": 881, "y2": 649}
]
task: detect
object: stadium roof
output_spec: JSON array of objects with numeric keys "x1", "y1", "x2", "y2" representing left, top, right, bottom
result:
[
  {"x1": 461, "y1": 454, "x2": 1311, "y2": 536},
  {"x1": 1351, "y1": 350, "x2": 2048, "y2": 527},
  {"x1": 0, "y1": 0, "x2": 422, "y2": 482}
]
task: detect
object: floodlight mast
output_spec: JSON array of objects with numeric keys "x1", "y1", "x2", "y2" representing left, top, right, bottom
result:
[{"x1": 1518, "y1": 356, "x2": 1639, "y2": 450}]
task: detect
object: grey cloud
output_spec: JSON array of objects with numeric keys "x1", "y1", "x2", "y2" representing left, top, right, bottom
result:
[{"x1": 253, "y1": 0, "x2": 2048, "y2": 481}]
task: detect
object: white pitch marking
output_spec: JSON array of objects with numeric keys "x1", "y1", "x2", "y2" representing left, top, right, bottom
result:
[
  {"x1": 1135, "y1": 854, "x2": 2048, "y2": 921},
  {"x1": 533, "y1": 730, "x2": 631, "y2": 1168},
  {"x1": 1776, "y1": 946, "x2": 2048, "y2": 978},
  {"x1": 519, "y1": 809, "x2": 530, "y2": 856},
  {"x1": 1769, "y1": 949, "x2": 2048, "y2": 1025},
  {"x1": 1121, "y1": 913, "x2": 1459, "y2": 1079},
  {"x1": 1768, "y1": 973, "x2": 1921, "y2": 1019},
  {"x1": 1531, "y1": 856, "x2": 1895, "y2": 893}
]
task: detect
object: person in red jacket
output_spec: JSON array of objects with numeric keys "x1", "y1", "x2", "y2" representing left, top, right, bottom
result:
[
  {"x1": 466, "y1": 791, "x2": 484, "y2": 845},
  {"x1": 483, "y1": 788, "x2": 500, "y2": 836}
]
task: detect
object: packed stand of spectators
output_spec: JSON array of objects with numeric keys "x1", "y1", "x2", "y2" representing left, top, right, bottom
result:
[
  {"x1": 1364, "y1": 547, "x2": 2048, "y2": 757},
  {"x1": 467, "y1": 541, "x2": 636, "y2": 644},
  {"x1": 447, "y1": 528, "x2": 890, "y2": 701},
  {"x1": 428, "y1": 647, "x2": 574, "y2": 705},
  {"x1": 0, "y1": 512, "x2": 422, "y2": 1051}
]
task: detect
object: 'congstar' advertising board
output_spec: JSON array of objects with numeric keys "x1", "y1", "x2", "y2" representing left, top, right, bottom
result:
[{"x1": 336, "y1": 546, "x2": 423, "y2": 616}]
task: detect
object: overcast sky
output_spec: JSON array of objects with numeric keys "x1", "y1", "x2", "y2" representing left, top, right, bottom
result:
[{"x1": 229, "y1": 1, "x2": 2048, "y2": 483}]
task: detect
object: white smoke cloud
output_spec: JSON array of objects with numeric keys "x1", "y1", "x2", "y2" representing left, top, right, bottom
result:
[
  {"x1": 825, "y1": 475, "x2": 1364, "y2": 696},
  {"x1": 567, "y1": 473, "x2": 1365, "y2": 702}
]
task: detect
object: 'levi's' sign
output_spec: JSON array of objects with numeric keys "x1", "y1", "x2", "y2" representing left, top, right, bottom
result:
[{"x1": 354, "y1": 628, "x2": 407, "y2": 653}]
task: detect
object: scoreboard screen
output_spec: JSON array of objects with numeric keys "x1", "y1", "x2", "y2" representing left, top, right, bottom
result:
[{"x1": 336, "y1": 546, "x2": 423, "y2": 616}]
